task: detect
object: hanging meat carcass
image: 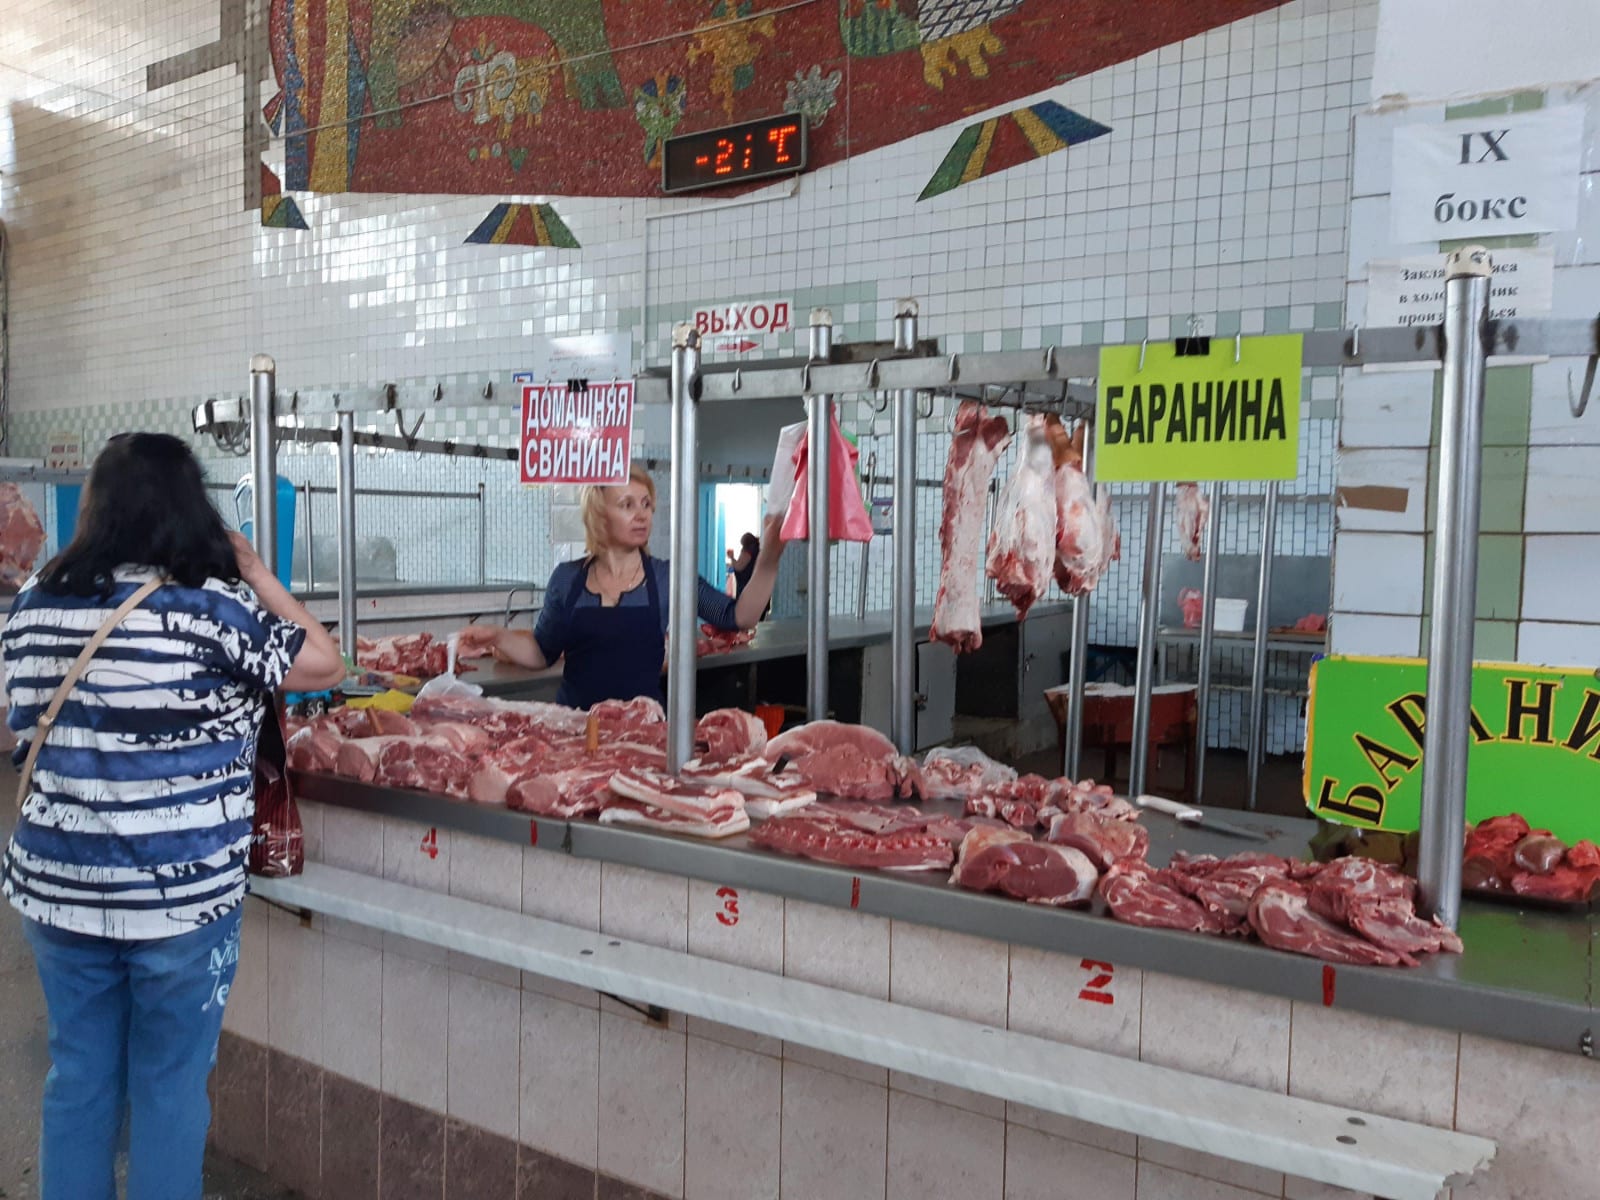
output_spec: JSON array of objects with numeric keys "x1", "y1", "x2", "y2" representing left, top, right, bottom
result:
[
  {"x1": 1175, "y1": 482, "x2": 1209, "y2": 561},
  {"x1": 0, "y1": 483, "x2": 46, "y2": 590},
  {"x1": 1053, "y1": 422, "x2": 1120, "y2": 596},
  {"x1": 930, "y1": 401, "x2": 1011, "y2": 653},
  {"x1": 986, "y1": 414, "x2": 1058, "y2": 619}
]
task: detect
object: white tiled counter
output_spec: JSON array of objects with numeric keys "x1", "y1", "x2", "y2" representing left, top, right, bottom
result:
[{"x1": 210, "y1": 784, "x2": 1600, "y2": 1200}]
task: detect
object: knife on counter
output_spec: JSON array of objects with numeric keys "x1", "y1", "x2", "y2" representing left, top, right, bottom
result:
[{"x1": 1135, "y1": 794, "x2": 1273, "y2": 843}]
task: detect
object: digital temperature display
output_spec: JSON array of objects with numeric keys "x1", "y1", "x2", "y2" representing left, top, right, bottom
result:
[{"x1": 662, "y1": 113, "x2": 808, "y2": 195}]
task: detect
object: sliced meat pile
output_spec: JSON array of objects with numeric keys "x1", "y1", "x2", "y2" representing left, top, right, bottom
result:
[
  {"x1": 1462, "y1": 813, "x2": 1600, "y2": 903},
  {"x1": 964, "y1": 773, "x2": 1137, "y2": 829},
  {"x1": 602, "y1": 766, "x2": 749, "y2": 838},
  {"x1": 697, "y1": 625, "x2": 755, "y2": 656},
  {"x1": 355, "y1": 633, "x2": 472, "y2": 680},
  {"x1": 763, "y1": 720, "x2": 918, "y2": 802},
  {"x1": 951, "y1": 825, "x2": 1097, "y2": 907},
  {"x1": 748, "y1": 801, "x2": 967, "y2": 871},
  {"x1": 1174, "y1": 482, "x2": 1209, "y2": 561},
  {"x1": 930, "y1": 401, "x2": 1011, "y2": 654},
  {"x1": 985, "y1": 414, "x2": 1058, "y2": 619},
  {"x1": 0, "y1": 483, "x2": 46, "y2": 590},
  {"x1": 1101, "y1": 850, "x2": 1463, "y2": 968},
  {"x1": 679, "y1": 756, "x2": 816, "y2": 819}
]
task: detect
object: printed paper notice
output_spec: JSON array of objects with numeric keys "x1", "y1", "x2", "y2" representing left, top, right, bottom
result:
[
  {"x1": 1366, "y1": 247, "x2": 1555, "y2": 327},
  {"x1": 520, "y1": 381, "x2": 634, "y2": 486}
]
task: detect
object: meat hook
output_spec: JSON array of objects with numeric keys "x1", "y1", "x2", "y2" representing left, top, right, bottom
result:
[
  {"x1": 916, "y1": 391, "x2": 935, "y2": 421},
  {"x1": 1569, "y1": 353, "x2": 1598, "y2": 419},
  {"x1": 1042, "y1": 345, "x2": 1058, "y2": 376},
  {"x1": 1350, "y1": 324, "x2": 1361, "y2": 362},
  {"x1": 731, "y1": 368, "x2": 743, "y2": 393},
  {"x1": 431, "y1": 382, "x2": 444, "y2": 403},
  {"x1": 482, "y1": 381, "x2": 495, "y2": 400},
  {"x1": 395, "y1": 409, "x2": 426, "y2": 443},
  {"x1": 865, "y1": 358, "x2": 881, "y2": 389},
  {"x1": 947, "y1": 352, "x2": 961, "y2": 383},
  {"x1": 1234, "y1": 331, "x2": 1242, "y2": 364}
]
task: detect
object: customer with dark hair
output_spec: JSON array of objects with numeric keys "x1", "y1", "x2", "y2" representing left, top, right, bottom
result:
[{"x1": 1, "y1": 432, "x2": 344, "y2": 1200}]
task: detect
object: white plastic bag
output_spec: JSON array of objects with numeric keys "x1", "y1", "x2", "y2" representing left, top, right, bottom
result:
[
  {"x1": 918, "y1": 745, "x2": 1018, "y2": 799},
  {"x1": 765, "y1": 421, "x2": 807, "y2": 518},
  {"x1": 414, "y1": 672, "x2": 484, "y2": 703}
]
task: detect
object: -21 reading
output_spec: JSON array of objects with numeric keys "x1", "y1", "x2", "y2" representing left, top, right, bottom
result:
[{"x1": 662, "y1": 113, "x2": 809, "y2": 195}]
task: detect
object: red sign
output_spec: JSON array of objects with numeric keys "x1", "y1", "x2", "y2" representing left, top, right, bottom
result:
[{"x1": 520, "y1": 381, "x2": 634, "y2": 486}]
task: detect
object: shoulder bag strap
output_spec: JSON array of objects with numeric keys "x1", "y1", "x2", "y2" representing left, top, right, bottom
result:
[{"x1": 14, "y1": 577, "x2": 165, "y2": 809}]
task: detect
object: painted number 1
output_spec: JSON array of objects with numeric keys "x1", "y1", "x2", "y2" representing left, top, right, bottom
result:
[
  {"x1": 715, "y1": 886, "x2": 740, "y2": 927},
  {"x1": 1078, "y1": 959, "x2": 1114, "y2": 1005}
]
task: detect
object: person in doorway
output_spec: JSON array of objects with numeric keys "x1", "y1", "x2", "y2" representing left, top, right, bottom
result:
[
  {"x1": 1, "y1": 433, "x2": 345, "y2": 1200},
  {"x1": 725, "y1": 531, "x2": 772, "y2": 618},
  {"x1": 458, "y1": 465, "x2": 785, "y2": 707}
]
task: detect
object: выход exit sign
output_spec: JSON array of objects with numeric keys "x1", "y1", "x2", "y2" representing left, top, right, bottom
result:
[{"x1": 662, "y1": 113, "x2": 808, "y2": 195}]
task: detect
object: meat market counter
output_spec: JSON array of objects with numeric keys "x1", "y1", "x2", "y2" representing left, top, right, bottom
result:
[{"x1": 291, "y1": 770, "x2": 1598, "y2": 1059}]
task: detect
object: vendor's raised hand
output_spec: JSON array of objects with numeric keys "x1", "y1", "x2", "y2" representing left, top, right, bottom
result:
[{"x1": 758, "y1": 513, "x2": 787, "y2": 561}]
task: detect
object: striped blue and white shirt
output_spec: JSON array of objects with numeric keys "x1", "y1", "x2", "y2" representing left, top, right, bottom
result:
[{"x1": 2, "y1": 567, "x2": 305, "y2": 940}]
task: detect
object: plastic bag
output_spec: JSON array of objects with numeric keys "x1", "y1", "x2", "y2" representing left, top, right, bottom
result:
[
  {"x1": 765, "y1": 421, "x2": 807, "y2": 518},
  {"x1": 249, "y1": 708, "x2": 303, "y2": 878},
  {"x1": 780, "y1": 413, "x2": 874, "y2": 543},
  {"x1": 415, "y1": 671, "x2": 485, "y2": 704},
  {"x1": 1178, "y1": 587, "x2": 1204, "y2": 629},
  {"x1": 919, "y1": 745, "x2": 1019, "y2": 799}
]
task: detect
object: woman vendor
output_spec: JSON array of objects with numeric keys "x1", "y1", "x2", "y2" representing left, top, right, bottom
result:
[{"x1": 459, "y1": 465, "x2": 785, "y2": 707}]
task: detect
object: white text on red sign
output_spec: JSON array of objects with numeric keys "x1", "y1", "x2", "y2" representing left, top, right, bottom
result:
[
  {"x1": 520, "y1": 381, "x2": 635, "y2": 486},
  {"x1": 693, "y1": 299, "x2": 792, "y2": 337}
]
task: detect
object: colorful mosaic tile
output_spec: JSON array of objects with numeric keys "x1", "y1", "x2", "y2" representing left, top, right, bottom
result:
[
  {"x1": 463, "y1": 203, "x2": 579, "y2": 247},
  {"x1": 918, "y1": 101, "x2": 1111, "y2": 201}
]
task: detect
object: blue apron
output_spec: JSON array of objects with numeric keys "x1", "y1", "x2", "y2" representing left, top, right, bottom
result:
[{"x1": 555, "y1": 554, "x2": 666, "y2": 708}]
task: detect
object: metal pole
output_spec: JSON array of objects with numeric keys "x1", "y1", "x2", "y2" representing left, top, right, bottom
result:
[
  {"x1": 1245, "y1": 482, "x2": 1280, "y2": 811},
  {"x1": 856, "y1": 450, "x2": 875, "y2": 621},
  {"x1": 477, "y1": 482, "x2": 487, "y2": 584},
  {"x1": 890, "y1": 300, "x2": 919, "y2": 754},
  {"x1": 336, "y1": 412, "x2": 358, "y2": 662},
  {"x1": 667, "y1": 323, "x2": 702, "y2": 773},
  {"x1": 806, "y1": 309, "x2": 834, "y2": 723},
  {"x1": 1419, "y1": 247, "x2": 1492, "y2": 930},
  {"x1": 1128, "y1": 483, "x2": 1166, "y2": 797},
  {"x1": 1064, "y1": 420, "x2": 1096, "y2": 780},
  {"x1": 302, "y1": 483, "x2": 315, "y2": 590},
  {"x1": 248, "y1": 355, "x2": 277, "y2": 576},
  {"x1": 1193, "y1": 480, "x2": 1223, "y2": 803}
]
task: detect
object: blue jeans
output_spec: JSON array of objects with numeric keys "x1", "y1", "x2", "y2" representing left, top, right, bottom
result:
[{"x1": 22, "y1": 906, "x2": 243, "y2": 1200}]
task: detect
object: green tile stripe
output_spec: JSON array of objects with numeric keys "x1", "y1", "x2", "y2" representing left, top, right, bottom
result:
[{"x1": 1419, "y1": 90, "x2": 1544, "y2": 634}]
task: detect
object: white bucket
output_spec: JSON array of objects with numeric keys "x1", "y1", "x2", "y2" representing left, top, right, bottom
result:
[{"x1": 1213, "y1": 597, "x2": 1249, "y2": 632}]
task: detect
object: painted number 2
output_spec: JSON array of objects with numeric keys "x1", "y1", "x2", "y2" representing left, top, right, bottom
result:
[
  {"x1": 420, "y1": 828, "x2": 439, "y2": 860},
  {"x1": 1078, "y1": 958, "x2": 1114, "y2": 1005},
  {"x1": 715, "y1": 886, "x2": 740, "y2": 927}
]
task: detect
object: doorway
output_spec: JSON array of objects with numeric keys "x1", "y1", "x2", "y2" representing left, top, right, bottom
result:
[{"x1": 699, "y1": 481, "x2": 765, "y2": 591}]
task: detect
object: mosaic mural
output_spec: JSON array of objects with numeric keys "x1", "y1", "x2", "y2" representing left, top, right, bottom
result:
[
  {"x1": 267, "y1": 0, "x2": 1286, "y2": 198},
  {"x1": 463, "y1": 201, "x2": 579, "y2": 245},
  {"x1": 259, "y1": 164, "x2": 310, "y2": 228},
  {"x1": 917, "y1": 100, "x2": 1110, "y2": 200}
]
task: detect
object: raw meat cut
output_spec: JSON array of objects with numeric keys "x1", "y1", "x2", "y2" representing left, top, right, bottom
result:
[
  {"x1": 679, "y1": 755, "x2": 816, "y2": 818},
  {"x1": 608, "y1": 765, "x2": 746, "y2": 825},
  {"x1": 506, "y1": 766, "x2": 616, "y2": 818},
  {"x1": 467, "y1": 734, "x2": 557, "y2": 805},
  {"x1": 599, "y1": 798, "x2": 750, "y2": 839},
  {"x1": 1099, "y1": 861, "x2": 1236, "y2": 934},
  {"x1": 1038, "y1": 778, "x2": 1138, "y2": 823},
  {"x1": 986, "y1": 414, "x2": 1057, "y2": 619},
  {"x1": 0, "y1": 484, "x2": 46, "y2": 590},
  {"x1": 1305, "y1": 858, "x2": 1414, "y2": 925},
  {"x1": 694, "y1": 708, "x2": 768, "y2": 761},
  {"x1": 930, "y1": 401, "x2": 1011, "y2": 653},
  {"x1": 748, "y1": 802, "x2": 958, "y2": 871},
  {"x1": 355, "y1": 633, "x2": 467, "y2": 679},
  {"x1": 1175, "y1": 482, "x2": 1209, "y2": 561},
  {"x1": 950, "y1": 824, "x2": 1032, "y2": 870},
  {"x1": 376, "y1": 738, "x2": 475, "y2": 799},
  {"x1": 1166, "y1": 854, "x2": 1296, "y2": 922},
  {"x1": 915, "y1": 745, "x2": 1018, "y2": 801},
  {"x1": 697, "y1": 625, "x2": 756, "y2": 656},
  {"x1": 1462, "y1": 814, "x2": 1600, "y2": 901},
  {"x1": 1247, "y1": 880, "x2": 1412, "y2": 967},
  {"x1": 951, "y1": 831, "x2": 1098, "y2": 907},
  {"x1": 1044, "y1": 811, "x2": 1150, "y2": 871},
  {"x1": 1509, "y1": 863, "x2": 1600, "y2": 903},
  {"x1": 286, "y1": 720, "x2": 343, "y2": 772},
  {"x1": 763, "y1": 720, "x2": 911, "y2": 801},
  {"x1": 421, "y1": 721, "x2": 493, "y2": 756},
  {"x1": 1052, "y1": 454, "x2": 1107, "y2": 596}
]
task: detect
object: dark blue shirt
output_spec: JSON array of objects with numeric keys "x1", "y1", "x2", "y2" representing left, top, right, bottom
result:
[{"x1": 533, "y1": 557, "x2": 739, "y2": 664}]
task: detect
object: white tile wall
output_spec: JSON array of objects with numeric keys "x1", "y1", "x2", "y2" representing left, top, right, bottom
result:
[
  {"x1": 1330, "y1": 531, "x2": 1424, "y2": 614},
  {"x1": 1521, "y1": 535, "x2": 1600, "y2": 622},
  {"x1": 684, "y1": 1036, "x2": 782, "y2": 1200},
  {"x1": 446, "y1": 971, "x2": 521, "y2": 1141},
  {"x1": 598, "y1": 1012, "x2": 687, "y2": 1196},
  {"x1": 519, "y1": 990, "x2": 600, "y2": 1169}
]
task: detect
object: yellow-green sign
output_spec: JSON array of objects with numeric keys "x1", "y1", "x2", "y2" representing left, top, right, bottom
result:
[
  {"x1": 1306, "y1": 655, "x2": 1600, "y2": 844},
  {"x1": 1095, "y1": 334, "x2": 1302, "y2": 481}
]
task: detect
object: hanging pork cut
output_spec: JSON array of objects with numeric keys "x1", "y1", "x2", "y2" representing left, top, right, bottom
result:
[
  {"x1": 930, "y1": 401, "x2": 1011, "y2": 653},
  {"x1": 0, "y1": 483, "x2": 45, "y2": 590},
  {"x1": 986, "y1": 414, "x2": 1058, "y2": 619},
  {"x1": 1051, "y1": 422, "x2": 1121, "y2": 596},
  {"x1": 1175, "y1": 482, "x2": 1209, "y2": 561}
]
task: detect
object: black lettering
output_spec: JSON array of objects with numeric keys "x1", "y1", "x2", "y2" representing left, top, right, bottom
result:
[
  {"x1": 1354, "y1": 733, "x2": 1420, "y2": 791},
  {"x1": 1504, "y1": 678, "x2": 1560, "y2": 745},
  {"x1": 1477, "y1": 128, "x2": 1510, "y2": 162},
  {"x1": 1241, "y1": 379, "x2": 1262, "y2": 441},
  {"x1": 1387, "y1": 693, "x2": 1427, "y2": 752},
  {"x1": 1470, "y1": 709, "x2": 1495, "y2": 743},
  {"x1": 1105, "y1": 387, "x2": 1124, "y2": 443},
  {"x1": 1126, "y1": 386, "x2": 1145, "y2": 444},
  {"x1": 1217, "y1": 381, "x2": 1237, "y2": 441},
  {"x1": 1263, "y1": 379, "x2": 1286, "y2": 440},
  {"x1": 1459, "y1": 133, "x2": 1474, "y2": 164},
  {"x1": 1315, "y1": 777, "x2": 1385, "y2": 824},
  {"x1": 1562, "y1": 688, "x2": 1600, "y2": 760},
  {"x1": 1167, "y1": 383, "x2": 1188, "y2": 442},
  {"x1": 1191, "y1": 382, "x2": 1211, "y2": 443},
  {"x1": 1148, "y1": 384, "x2": 1167, "y2": 439}
]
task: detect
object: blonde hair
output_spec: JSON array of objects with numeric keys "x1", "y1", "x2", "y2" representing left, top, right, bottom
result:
[{"x1": 580, "y1": 464, "x2": 656, "y2": 557}]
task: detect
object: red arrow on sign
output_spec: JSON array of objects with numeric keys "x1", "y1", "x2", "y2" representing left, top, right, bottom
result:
[{"x1": 715, "y1": 339, "x2": 760, "y2": 353}]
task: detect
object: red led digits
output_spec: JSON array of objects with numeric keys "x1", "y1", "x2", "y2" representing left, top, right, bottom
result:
[
  {"x1": 742, "y1": 133, "x2": 754, "y2": 170},
  {"x1": 768, "y1": 123, "x2": 797, "y2": 164},
  {"x1": 714, "y1": 137, "x2": 735, "y2": 175}
]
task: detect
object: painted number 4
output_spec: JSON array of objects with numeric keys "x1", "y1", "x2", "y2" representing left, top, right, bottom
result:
[
  {"x1": 1078, "y1": 959, "x2": 1114, "y2": 1005},
  {"x1": 715, "y1": 886, "x2": 740, "y2": 927},
  {"x1": 420, "y1": 828, "x2": 439, "y2": 860}
]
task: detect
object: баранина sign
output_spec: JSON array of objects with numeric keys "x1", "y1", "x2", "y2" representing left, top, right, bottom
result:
[{"x1": 1094, "y1": 334, "x2": 1302, "y2": 482}]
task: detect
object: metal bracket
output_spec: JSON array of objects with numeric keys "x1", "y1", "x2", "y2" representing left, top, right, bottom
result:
[
  {"x1": 947, "y1": 352, "x2": 961, "y2": 383},
  {"x1": 382, "y1": 383, "x2": 398, "y2": 410},
  {"x1": 917, "y1": 392, "x2": 935, "y2": 420},
  {"x1": 482, "y1": 381, "x2": 495, "y2": 400},
  {"x1": 1567, "y1": 354, "x2": 1597, "y2": 418},
  {"x1": 395, "y1": 410, "x2": 426, "y2": 444},
  {"x1": 599, "y1": 990, "x2": 669, "y2": 1026},
  {"x1": 865, "y1": 358, "x2": 881, "y2": 389},
  {"x1": 432, "y1": 382, "x2": 444, "y2": 403},
  {"x1": 1137, "y1": 338, "x2": 1148, "y2": 372},
  {"x1": 1043, "y1": 345, "x2": 1058, "y2": 376}
]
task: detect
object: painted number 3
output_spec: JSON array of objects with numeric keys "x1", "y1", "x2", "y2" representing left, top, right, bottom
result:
[
  {"x1": 715, "y1": 886, "x2": 740, "y2": 927},
  {"x1": 1078, "y1": 958, "x2": 1114, "y2": 1005}
]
